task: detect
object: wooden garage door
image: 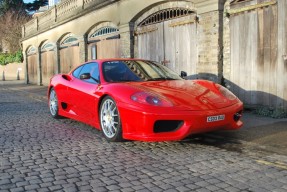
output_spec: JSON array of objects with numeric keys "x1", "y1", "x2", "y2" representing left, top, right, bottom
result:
[
  {"x1": 88, "y1": 27, "x2": 120, "y2": 60},
  {"x1": 88, "y1": 38, "x2": 120, "y2": 60},
  {"x1": 27, "y1": 55, "x2": 37, "y2": 84},
  {"x1": 41, "y1": 51, "x2": 55, "y2": 86},
  {"x1": 137, "y1": 8, "x2": 197, "y2": 75},
  {"x1": 230, "y1": 1, "x2": 287, "y2": 109},
  {"x1": 60, "y1": 45, "x2": 80, "y2": 74}
]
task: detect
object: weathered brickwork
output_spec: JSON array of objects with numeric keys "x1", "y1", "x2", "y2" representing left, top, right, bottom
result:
[
  {"x1": 197, "y1": 11, "x2": 221, "y2": 82},
  {"x1": 119, "y1": 31, "x2": 131, "y2": 58},
  {"x1": 223, "y1": 0, "x2": 231, "y2": 83},
  {"x1": 79, "y1": 36, "x2": 87, "y2": 63}
]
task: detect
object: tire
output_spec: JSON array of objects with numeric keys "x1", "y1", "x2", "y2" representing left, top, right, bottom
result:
[
  {"x1": 99, "y1": 96, "x2": 123, "y2": 142},
  {"x1": 49, "y1": 88, "x2": 61, "y2": 119}
]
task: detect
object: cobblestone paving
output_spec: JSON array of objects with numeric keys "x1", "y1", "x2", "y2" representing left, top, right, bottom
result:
[{"x1": 1, "y1": 86, "x2": 287, "y2": 192}]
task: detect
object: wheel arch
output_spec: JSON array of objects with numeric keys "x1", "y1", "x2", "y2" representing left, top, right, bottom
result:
[
  {"x1": 48, "y1": 86, "x2": 54, "y2": 99},
  {"x1": 96, "y1": 94, "x2": 111, "y2": 128},
  {"x1": 97, "y1": 94, "x2": 110, "y2": 114}
]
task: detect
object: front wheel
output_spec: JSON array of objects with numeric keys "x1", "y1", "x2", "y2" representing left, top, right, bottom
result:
[
  {"x1": 49, "y1": 88, "x2": 61, "y2": 119},
  {"x1": 100, "y1": 96, "x2": 123, "y2": 142}
]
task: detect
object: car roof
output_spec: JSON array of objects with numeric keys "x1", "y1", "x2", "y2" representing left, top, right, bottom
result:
[{"x1": 88, "y1": 58, "x2": 146, "y2": 63}]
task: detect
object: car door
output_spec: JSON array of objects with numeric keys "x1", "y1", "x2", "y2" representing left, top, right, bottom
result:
[{"x1": 68, "y1": 62, "x2": 101, "y2": 124}]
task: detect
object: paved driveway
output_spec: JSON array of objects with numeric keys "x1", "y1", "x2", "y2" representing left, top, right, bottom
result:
[{"x1": 1, "y1": 84, "x2": 287, "y2": 192}]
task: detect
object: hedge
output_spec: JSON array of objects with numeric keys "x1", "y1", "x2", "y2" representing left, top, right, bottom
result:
[{"x1": 0, "y1": 51, "x2": 23, "y2": 65}]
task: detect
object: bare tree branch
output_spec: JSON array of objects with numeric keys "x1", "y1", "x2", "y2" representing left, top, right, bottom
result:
[{"x1": 0, "y1": 10, "x2": 31, "y2": 53}]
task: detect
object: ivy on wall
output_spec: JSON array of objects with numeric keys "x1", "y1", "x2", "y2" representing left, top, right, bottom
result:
[{"x1": 0, "y1": 50, "x2": 23, "y2": 65}]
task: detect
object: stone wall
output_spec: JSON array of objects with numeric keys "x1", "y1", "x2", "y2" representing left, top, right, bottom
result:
[
  {"x1": 21, "y1": 0, "x2": 223, "y2": 85},
  {"x1": 0, "y1": 63, "x2": 25, "y2": 81}
]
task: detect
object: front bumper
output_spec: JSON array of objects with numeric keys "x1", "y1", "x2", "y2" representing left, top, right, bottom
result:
[{"x1": 118, "y1": 102, "x2": 243, "y2": 142}]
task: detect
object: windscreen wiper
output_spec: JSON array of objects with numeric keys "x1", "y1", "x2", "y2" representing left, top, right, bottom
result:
[{"x1": 147, "y1": 77, "x2": 177, "y2": 81}]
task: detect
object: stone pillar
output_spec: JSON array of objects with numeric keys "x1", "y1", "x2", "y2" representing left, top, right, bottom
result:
[
  {"x1": 51, "y1": 6, "x2": 57, "y2": 22},
  {"x1": 54, "y1": 43, "x2": 60, "y2": 74},
  {"x1": 222, "y1": 0, "x2": 231, "y2": 85},
  {"x1": 36, "y1": 17, "x2": 39, "y2": 31},
  {"x1": 22, "y1": 26, "x2": 25, "y2": 38},
  {"x1": 129, "y1": 22, "x2": 135, "y2": 58},
  {"x1": 196, "y1": 11, "x2": 221, "y2": 83},
  {"x1": 78, "y1": 35, "x2": 87, "y2": 63},
  {"x1": 119, "y1": 24, "x2": 132, "y2": 58},
  {"x1": 37, "y1": 47, "x2": 42, "y2": 85},
  {"x1": 195, "y1": 0, "x2": 224, "y2": 83},
  {"x1": 77, "y1": 0, "x2": 84, "y2": 9},
  {"x1": 23, "y1": 51, "x2": 29, "y2": 84}
]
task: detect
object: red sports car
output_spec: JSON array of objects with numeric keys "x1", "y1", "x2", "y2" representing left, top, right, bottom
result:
[{"x1": 48, "y1": 59, "x2": 243, "y2": 142}]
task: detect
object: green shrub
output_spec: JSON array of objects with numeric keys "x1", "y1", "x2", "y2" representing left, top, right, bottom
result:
[{"x1": 0, "y1": 51, "x2": 23, "y2": 65}]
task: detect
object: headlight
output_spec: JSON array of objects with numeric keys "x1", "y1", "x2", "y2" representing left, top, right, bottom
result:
[
  {"x1": 216, "y1": 84, "x2": 237, "y2": 100},
  {"x1": 131, "y1": 92, "x2": 173, "y2": 107}
]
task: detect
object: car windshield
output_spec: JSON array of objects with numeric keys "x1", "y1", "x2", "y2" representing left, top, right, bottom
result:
[{"x1": 103, "y1": 60, "x2": 182, "y2": 82}]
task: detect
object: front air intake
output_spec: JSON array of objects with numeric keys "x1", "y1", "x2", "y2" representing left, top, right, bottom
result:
[
  {"x1": 233, "y1": 111, "x2": 242, "y2": 122},
  {"x1": 154, "y1": 120, "x2": 183, "y2": 133}
]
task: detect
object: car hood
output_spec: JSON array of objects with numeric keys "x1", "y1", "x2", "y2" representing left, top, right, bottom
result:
[{"x1": 127, "y1": 80, "x2": 238, "y2": 110}]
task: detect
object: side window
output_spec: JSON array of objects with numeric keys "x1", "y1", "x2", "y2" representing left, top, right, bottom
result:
[
  {"x1": 79, "y1": 63, "x2": 99, "y2": 84},
  {"x1": 90, "y1": 63, "x2": 99, "y2": 82},
  {"x1": 72, "y1": 66, "x2": 83, "y2": 78}
]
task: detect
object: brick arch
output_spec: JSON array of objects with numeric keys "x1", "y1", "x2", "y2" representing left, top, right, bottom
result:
[
  {"x1": 59, "y1": 33, "x2": 79, "y2": 47},
  {"x1": 130, "y1": 1, "x2": 196, "y2": 26},
  {"x1": 38, "y1": 39, "x2": 49, "y2": 50},
  {"x1": 26, "y1": 45, "x2": 37, "y2": 56},
  {"x1": 41, "y1": 42, "x2": 56, "y2": 52},
  {"x1": 85, "y1": 22, "x2": 118, "y2": 38},
  {"x1": 138, "y1": 8, "x2": 195, "y2": 27},
  {"x1": 57, "y1": 32, "x2": 75, "y2": 45}
]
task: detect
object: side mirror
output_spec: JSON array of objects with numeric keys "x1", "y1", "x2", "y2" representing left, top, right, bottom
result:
[
  {"x1": 80, "y1": 73, "x2": 91, "y2": 80},
  {"x1": 180, "y1": 71, "x2": 187, "y2": 78}
]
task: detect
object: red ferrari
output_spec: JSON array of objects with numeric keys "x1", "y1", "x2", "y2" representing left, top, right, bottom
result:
[{"x1": 48, "y1": 59, "x2": 243, "y2": 142}]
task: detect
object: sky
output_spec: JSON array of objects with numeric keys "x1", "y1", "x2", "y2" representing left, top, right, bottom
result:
[{"x1": 23, "y1": 0, "x2": 34, "y2": 3}]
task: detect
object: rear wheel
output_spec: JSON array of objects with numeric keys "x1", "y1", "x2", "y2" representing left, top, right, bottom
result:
[
  {"x1": 49, "y1": 88, "x2": 61, "y2": 118},
  {"x1": 100, "y1": 96, "x2": 123, "y2": 142}
]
